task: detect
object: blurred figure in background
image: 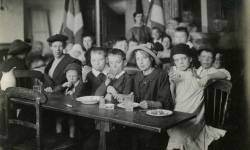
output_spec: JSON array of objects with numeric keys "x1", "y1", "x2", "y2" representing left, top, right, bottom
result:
[
  {"x1": 180, "y1": 10, "x2": 198, "y2": 32},
  {"x1": 113, "y1": 37, "x2": 128, "y2": 54},
  {"x1": 68, "y1": 44, "x2": 86, "y2": 65},
  {"x1": 157, "y1": 35, "x2": 172, "y2": 71},
  {"x1": 165, "y1": 17, "x2": 180, "y2": 39},
  {"x1": 151, "y1": 27, "x2": 163, "y2": 44},
  {"x1": 126, "y1": 11, "x2": 151, "y2": 43}
]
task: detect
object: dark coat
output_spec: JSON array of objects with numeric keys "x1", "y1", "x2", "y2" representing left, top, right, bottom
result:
[
  {"x1": 83, "y1": 71, "x2": 106, "y2": 95},
  {"x1": 1, "y1": 57, "x2": 28, "y2": 72},
  {"x1": 44, "y1": 54, "x2": 81, "y2": 87},
  {"x1": 133, "y1": 68, "x2": 173, "y2": 109},
  {"x1": 95, "y1": 72, "x2": 132, "y2": 96}
]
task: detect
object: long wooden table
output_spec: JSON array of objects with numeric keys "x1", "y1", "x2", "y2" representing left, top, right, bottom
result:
[{"x1": 12, "y1": 95, "x2": 196, "y2": 150}]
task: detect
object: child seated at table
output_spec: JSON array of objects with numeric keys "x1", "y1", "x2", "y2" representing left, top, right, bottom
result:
[
  {"x1": 95, "y1": 48, "x2": 133, "y2": 102},
  {"x1": 126, "y1": 44, "x2": 173, "y2": 150},
  {"x1": 196, "y1": 49, "x2": 231, "y2": 86},
  {"x1": 83, "y1": 47, "x2": 108, "y2": 95},
  {"x1": 167, "y1": 44, "x2": 226, "y2": 150},
  {"x1": 54, "y1": 63, "x2": 84, "y2": 138}
]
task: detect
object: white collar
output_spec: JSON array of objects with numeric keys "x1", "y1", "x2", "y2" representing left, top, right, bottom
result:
[
  {"x1": 92, "y1": 68, "x2": 107, "y2": 77},
  {"x1": 115, "y1": 71, "x2": 125, "y2": 79}
]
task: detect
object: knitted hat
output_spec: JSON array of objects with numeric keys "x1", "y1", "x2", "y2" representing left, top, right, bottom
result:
[
  {"x1": 64, "y1": 63, "x2": 82, "y2": 76},
  {"x1": 171, "y1": 44, "x2": 191, "y2": 59}
]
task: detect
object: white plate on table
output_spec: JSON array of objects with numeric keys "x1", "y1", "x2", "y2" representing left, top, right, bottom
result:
[
  {"x1": 146, "y1": 109, "x2": 173, "y2": 117},
  {"x1": 76, "y1": 96, "x2": 102, "y2": 104},
  {"x1": 117, "y1": 102, "x2": 140, "y2": 108}
]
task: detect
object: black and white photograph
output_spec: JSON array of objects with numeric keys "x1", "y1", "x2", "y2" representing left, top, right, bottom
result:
[{"x1": 0, "y1": 0, "x2": 248, "y2": 150}]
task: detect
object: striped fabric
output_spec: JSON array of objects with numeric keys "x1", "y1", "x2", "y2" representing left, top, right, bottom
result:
[
  {"x1": 148, "y1": 0, "x2": 165, "y2": 32},
  {"x1": 61, "y1": 0, "x2": 83, "y2": 45}
]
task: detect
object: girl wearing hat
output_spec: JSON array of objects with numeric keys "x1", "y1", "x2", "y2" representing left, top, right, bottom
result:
[
  {"x1": 167, "y1": 44, "x2": 226, "y2": 150},
  {"x1": 127, "y1": 44, "x2": 173, "y2": 150},
  {"x1": 44, "y1": 34, "x2": 81, "y2": 92}
]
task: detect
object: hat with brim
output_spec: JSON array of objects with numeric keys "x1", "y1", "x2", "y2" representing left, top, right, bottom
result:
[
  {"x1": 126, "y1": 44, "x2": 161, "y2": 65},
  {"x1": 8, "y1": 39, "x2": 31, "y2": 55},
  {"x1": 47, "y1": 34, "x2": 68, "y2": 43},
  {"x1": 64, "y1": 63, "x2": 82, "y2": 75}
]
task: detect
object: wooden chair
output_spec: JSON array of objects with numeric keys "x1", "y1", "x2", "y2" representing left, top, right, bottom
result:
[
  {"x1": 205, "y1": 80, "x2": 232, "y2": 128},
  {"x1": 5, "y1": 87, "x2": 78, "y2": 150},
  {"x1": 14, "y1": 70, "x2": 45, "y2": 89},
  {"x1": 204, "y1": 80, "x2": 232, "y2": 150}
]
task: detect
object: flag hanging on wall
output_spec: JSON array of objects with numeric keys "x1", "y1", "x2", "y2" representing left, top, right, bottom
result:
[
  {"x1": 136, "y1": 0, "x2": 143, "y2": 13},
  {"x1": 148, "y1": 0, "x2": 165, "y2": 32},
  {"x1": 60, "y1": 0, "x2": 83, "y2": 45}
]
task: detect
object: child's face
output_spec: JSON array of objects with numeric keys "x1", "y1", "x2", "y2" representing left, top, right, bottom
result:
[
  {"x1": 173, "y1": 54, "x2": 191, "y2": 71},
  {"x1": 83, "y1": 36, "x2": 93, "y2": 50},
  {"x1": 173, "y1": 32, "x2": 188, "y2": 45},
  {"x1": 152, "y1": 29, "x2": 161, "y2": 40},
  {"x1": 66, "y1": 70, "x2": 79, "y2": 84},
  {"x1": 134, "y1": 13, "x2": 143, "y2": 24},
  {"x1": 199, "y1": 51, "x2": 214, "y2": 69},
  {"x1": 108, "y1": 54, "x2": 125, "y2": 75},
  {"x1": 113, "y1": 41, "x2": 128, "y2": 53},
  {"x1": 135, "y1": 51, "x2": 152, "y2": 71},
  {"x1": 213, "y1": 53, "x2": 222, "y2": 69},
  {"x1": 162, "y1": 37, "x2": 171, "y2": 49},
  {"x1": 91, "y1": 51, "x2": 106, "y2": 72}
]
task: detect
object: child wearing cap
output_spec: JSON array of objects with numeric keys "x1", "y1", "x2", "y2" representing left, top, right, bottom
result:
[
  {"x1": 54, "y1": 63, "x2": 84, "y2": 138},
  {"x1": 126, "y1": 44, "x2": 173, "y2": 150},
  {"x1": 95, "y1": 48, "x2": 132, "y2": 101},
  {"x1": 167, "y1": 44, "x2": 226, "y2": 150}
]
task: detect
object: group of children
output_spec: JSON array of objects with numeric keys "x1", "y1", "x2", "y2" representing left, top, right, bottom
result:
[{"x1": 43, "y1": 37, "x2": 230, "y2": 150}]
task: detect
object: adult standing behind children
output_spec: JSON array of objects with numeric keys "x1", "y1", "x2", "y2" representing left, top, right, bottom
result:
[
  {"x1": 44, "y1": 34, "x2": 81, "y2": 92},
  {"x1": 126, "y1": 11, "x2": 152, "y2": 43}
]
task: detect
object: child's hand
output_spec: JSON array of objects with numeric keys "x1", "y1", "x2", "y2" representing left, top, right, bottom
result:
[
  {"x1": 107, "y1": 86, "x2": 118, "y2": 95},
  {"x1": 113, "y1": 94, "x2": 124, "y2": 103},
  {"x1": 139, "y1": 100, "x2": 148, "y2": 109},
  {"x1": 168, "y1": 70, "x2": 182, "y2": 83},
  {"x1": 44, "y1": 87, "x2": 53, "y2": 93},
  {"x1": 198, "y1": 75, "x2": 210, "y2": 87},
  {"x1": 105, "y1": 93, "x2": 113, "y2": 102},
  {"x1": 62, "y1": 82, "x2": 73, "y2": 88},
  {"x1": 82, "y1": 66, "x2": 92, "y2": 82}
]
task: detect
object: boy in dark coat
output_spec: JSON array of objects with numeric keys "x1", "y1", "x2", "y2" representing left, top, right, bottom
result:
[
  {"x1": 95, "y1": 48, "x2": 132, "y2": 101},
  {"x1": 83, "y1": 47, "x2": 107, "y2": 95}
]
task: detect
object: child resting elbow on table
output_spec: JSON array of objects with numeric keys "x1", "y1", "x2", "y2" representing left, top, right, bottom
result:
[
  {"x1": 54, "y1": 63, "x2": 84, "y2": 138},
  {"x1": 95, "y1": 48, "x2": 133, "y2": 102}
]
